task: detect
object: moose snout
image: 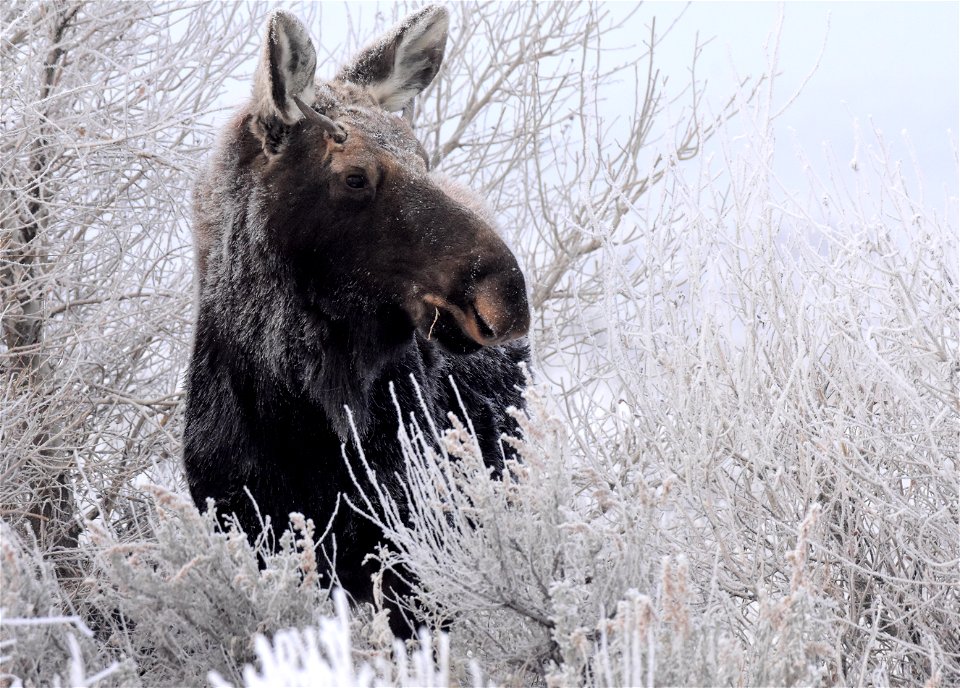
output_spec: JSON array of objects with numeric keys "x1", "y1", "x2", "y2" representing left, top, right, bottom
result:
[
  {"x1": 420, "y1": 264, "x2": 529, "y2": 351},
  {"x1": 469, "y1": 267, "x2": 530, "y2": 345}
]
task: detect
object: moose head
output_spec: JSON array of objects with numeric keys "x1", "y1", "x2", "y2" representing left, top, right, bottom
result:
[{"x1": 242, "y1": 6, "x2": 529, "y2": 356}]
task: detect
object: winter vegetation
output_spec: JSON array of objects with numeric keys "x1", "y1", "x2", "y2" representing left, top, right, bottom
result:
[{"x1": 2, "y1": 2, "x2": 957, "y2": 687}]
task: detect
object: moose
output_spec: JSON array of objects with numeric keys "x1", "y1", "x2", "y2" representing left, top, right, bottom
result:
[{"x1": 182, "y1": 6, "x2": 530, "y2": 635}]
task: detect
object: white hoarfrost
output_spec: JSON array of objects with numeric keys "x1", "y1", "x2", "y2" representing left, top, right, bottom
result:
[{"x1": 208, "y1": 589, "x2": 478, "y2": 688}]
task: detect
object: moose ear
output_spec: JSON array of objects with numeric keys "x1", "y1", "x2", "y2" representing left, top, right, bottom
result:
[
  {"x1": 251, "y1": 11, "x2": 317, "y2": 147},
  {"x1": 336, "y1": 5, "x2": 448, "y2": 112}
]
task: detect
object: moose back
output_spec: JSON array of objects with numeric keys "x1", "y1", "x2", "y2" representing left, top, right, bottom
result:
[{"x1": 182, "y1": 6, "x2": 530, "y2": 633}]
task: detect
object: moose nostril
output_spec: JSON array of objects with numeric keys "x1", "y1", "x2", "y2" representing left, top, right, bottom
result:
[
  {"x1": 473, "y1": 307, "x2": 497, "y2": 340},
  {"x1": 472, "y1": 277, "x2": 529, "y2": 344}
]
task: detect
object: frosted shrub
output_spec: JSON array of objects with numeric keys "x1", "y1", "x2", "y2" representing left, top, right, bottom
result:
[
  {"x1": 0, "y1": 488, "x2": 340, "y2": 686},
  {"x1": 210, "y1": 589, "x2": 473, "y2": 688},
  {"x1": 339, "y1": 15, "x2": 957, "y2": 683},
  {"x1": 0, "y1": 522, "x2": 127, "y2": 686},
  {"x1": 86, "y1": 488, "x2": 337, "y2": 686},
  {"x1": 575, "y1": 121, "x2": 959, "y2": 684},
  {"x1": 347, "y1": 378, "x2": 835, "y2": 685},
  {"x1": 1, "y1": 0, "x2": 256, "y2": 565},
  {"x1": 498, "y1": 14, "x2": 957, "y2": 682}
]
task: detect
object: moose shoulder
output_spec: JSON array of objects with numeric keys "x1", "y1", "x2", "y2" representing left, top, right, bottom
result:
[{"x1": 183, "y1": 6, "x2": 530, "y2": 635}]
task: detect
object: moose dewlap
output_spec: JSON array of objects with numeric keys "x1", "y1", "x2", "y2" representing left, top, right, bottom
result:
[{"x1": 182, "y1": 6, "x2": 530, "y2": 636}]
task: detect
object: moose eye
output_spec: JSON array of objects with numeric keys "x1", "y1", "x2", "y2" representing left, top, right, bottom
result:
[{"x1": 345, "y1": 174, "x2": 367, "y2": 189}]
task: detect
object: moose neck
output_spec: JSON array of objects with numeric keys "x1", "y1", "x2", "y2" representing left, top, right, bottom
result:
[
  {"x1": 298, "y1": 290, "x2": 430, "y2": 441},
  {"x1": 198, "y1": 207, "x2": 430, "y2": 445}
]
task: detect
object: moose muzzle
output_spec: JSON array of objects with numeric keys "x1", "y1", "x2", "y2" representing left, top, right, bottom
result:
[{"x1": 420, "y1": 264, "x2": 529, "y2": 351}]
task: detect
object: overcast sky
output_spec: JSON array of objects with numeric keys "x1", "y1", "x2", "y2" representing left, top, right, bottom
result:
[{"x1": 649, "y1": 1, "x2": 958, "y2": 207}]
